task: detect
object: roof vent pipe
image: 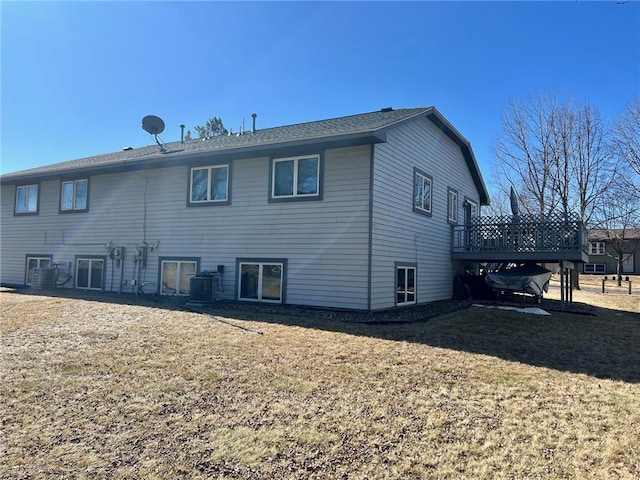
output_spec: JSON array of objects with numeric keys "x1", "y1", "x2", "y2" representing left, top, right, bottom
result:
[
  {"x1": 180, "y1": 124, "x2": 185, "y2": 144},
  {"x1": 252, "y1": 113, "x2": 257, "y2": 134}
]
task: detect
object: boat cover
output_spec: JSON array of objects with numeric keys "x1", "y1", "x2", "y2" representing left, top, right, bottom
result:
[{"x1": 485, "y1": 264, "x2": 552, "y2": 297}]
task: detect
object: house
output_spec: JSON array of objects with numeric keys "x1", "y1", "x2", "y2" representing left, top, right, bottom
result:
[
  {"x1": 584, "y1": 229, "x2": 640, "y2": 275},
  {"x1": 0, "y1": 107, "x2": 490, "y2": 310}
]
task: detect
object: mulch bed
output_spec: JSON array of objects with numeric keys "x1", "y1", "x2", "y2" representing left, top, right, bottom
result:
[{"x1": 4, "y1": 285, "x2": 593, "y2": 326}]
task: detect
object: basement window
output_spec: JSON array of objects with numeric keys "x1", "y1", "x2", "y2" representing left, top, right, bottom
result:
[
  {"x1": 584, "y1": 263, "x2": 606, "y2": 274},
  {"x1": 160, "y1": 258, "x2": 199, "y2": 295},
  {"x1": 396, "y1": 264, "x2": 416, "y2": 306},
  {"x1": 25, "y1": 255, "x2": 53, "y2": 285},
  {"x1": 75, "y1": 257, "x2": 105, "y2": 291},
  {"x1": 238, "y1": 259, "x2": 286, "y2": 303}
]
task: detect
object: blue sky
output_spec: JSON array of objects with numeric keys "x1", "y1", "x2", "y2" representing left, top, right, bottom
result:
[{"x1": 2, "y1": 1, "x2": 639, "y2": 189}]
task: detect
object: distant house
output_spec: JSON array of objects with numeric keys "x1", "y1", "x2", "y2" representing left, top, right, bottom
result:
[
  {"x1": 584, "y1": 229, "x2": 640, "y2": 275},
  {"x1": 0, "y1": 107, "x2": 489, "y2": 310}
]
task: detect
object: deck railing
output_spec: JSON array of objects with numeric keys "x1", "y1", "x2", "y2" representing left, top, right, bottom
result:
[{"x1": 452, "y1": 213, "x2": 588, "y2": 256}]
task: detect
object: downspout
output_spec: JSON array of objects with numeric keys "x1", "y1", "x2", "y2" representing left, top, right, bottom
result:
[
  {"x1": 137, "y1": 254, "x2": 142, "y2": 295},
  {"x1": 118, "y1": 249, "x2": 124, "y2": 294},
  {"x1": 110, "y1": 256, "x2": 115, "y2": 293}
]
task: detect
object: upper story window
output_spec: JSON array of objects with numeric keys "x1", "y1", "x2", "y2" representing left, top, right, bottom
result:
[
  {"x1": 465, "y1": 198, "x2": 478, "y2": 220},
  {"x1": 589, "y1": 241, "x2": 606, "y2": 255},
  {"x1": 413, "y1": 168, "x2": 432, "y2": 216},
  {"x1": 61, "y1": 179, "x2": 88, "y2": 212},
  {"x1": 189, "y1": 164, "x2": 230, "y2": 205},
  {"x1": 15, "y1": 184, "x2": 39, "y2": 215},
  {"x1": 270, "y1": 154, "x2": 321, "y2": 202},
  {"x1": 447, "y1": 187, "x2": 458, "y2": 224}
]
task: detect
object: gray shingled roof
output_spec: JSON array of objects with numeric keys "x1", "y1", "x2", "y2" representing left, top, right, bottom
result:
[
  {"x1": 1, "y1": 106, "x2": 489, "y2": 204},
  {"x1": 589, "y1": 228, "x2": 640, "y2": 241},
  {"x1": 2, "y1": 108, "x2": 428, "y2": 180}
]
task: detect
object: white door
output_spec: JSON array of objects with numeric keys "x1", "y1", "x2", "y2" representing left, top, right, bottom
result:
[{"x1": 622, "y1": 254, "x2": 634, "y2": 274}]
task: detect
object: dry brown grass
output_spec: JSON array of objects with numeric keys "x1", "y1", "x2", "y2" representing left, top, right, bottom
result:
[
  {"x1": 1, "y1": 286, "x2": 639, "y2": 479},
  {"x1": 546, "y1": 274, "x2": 639, "y2": 313}
]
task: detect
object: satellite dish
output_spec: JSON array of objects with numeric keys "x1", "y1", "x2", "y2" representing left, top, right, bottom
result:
[{"x1": 142, "y1": 115, "x2": 165, "y2": 135}]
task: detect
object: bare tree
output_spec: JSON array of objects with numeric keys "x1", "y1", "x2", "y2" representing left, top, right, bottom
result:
[
  {"x1": 494, "y1": 91, "x2": 560, "y2": 216},
  {"x1": 481, "y1": 189, "x2": 510, "y2": 217},
  {"x1": 592, "y1": 181, "x2": 640, "y2": 285},
  {"x1": 494, "y1": 91, "x2": 617, "y2": 223},
  {"x1": 613, "y1": 97, "x2": 640, "y2": 200},
  {"x1": 572, "y1": 103, "x2": 617, "y2": 225},
  {"x1": 551, "y1": 102, "x2": 575, "y2": 218},
  {"x1": 494, "y1": 91, "x2": 619, "y2": 290}
]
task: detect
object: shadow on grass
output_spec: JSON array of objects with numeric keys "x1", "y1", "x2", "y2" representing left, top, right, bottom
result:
[
  {"x1": 216, "y1": 304, "x2": 640, "y2": 384},
  {"x1": 3, "y1": 287, "x2": 639, "y2": 384}
]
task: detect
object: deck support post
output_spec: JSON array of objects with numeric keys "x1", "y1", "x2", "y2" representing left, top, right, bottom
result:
[
  {"x1": 559, "y1": 260, "x2": 576, "y2": 310},
  {"x1": 560, "y1": 260, "x2": 565, "y2": 309}
]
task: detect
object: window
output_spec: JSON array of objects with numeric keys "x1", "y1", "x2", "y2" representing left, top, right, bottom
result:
[
  {"x1": 75, "y1": 257, "x2": 105, "y2": 290},
  {"x1": 61, "y1": 179, "x2": 88, "y2": 212},
  {"x1": 270, "y1": 155, "x2": 321, "y2": 201},
  {"x1": 25, "y1": 255, "x2": 53, "y2": 285},
  {"x1": 160, "y1": 259, "x2": 198, "y2": 295},
  {"x1": 464, "y1": 198, "x2": 479, "y2": 223},
  {"x1": 396, "y1": 265, "x2": 416, "y2": 306},
  {"x1": 413, "y1": 168, "x2": 432, "y2": 216},
  {"x1": 238, "y1": 260, "x2": 286, "y2": 303},
  {"x1": 448, "y1": 187, "x2": 458, "y2": 224},
  {"x1": 584, "y1": 263, "x2": 606, "y2": 274},
  {"x1": 15, "y1": 184, "x2": 39, "y2": 214},
  {"x1": 589, "y1": 242, "x2": 606, "y2": 255},
  {"x1": 189, "y1": 164, "x2": 230, "y2": 205}
]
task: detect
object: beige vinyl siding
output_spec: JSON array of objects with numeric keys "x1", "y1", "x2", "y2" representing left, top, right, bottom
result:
[
  {"x1": 370, "y1": 118, "x2": 479, "y2": 310},
  {"x1": 1, "y1": 145, "x2": 371, "y2": 309}
]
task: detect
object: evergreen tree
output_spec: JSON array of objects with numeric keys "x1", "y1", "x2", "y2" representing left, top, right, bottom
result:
[{"x1": 193, "y1": 117, "x2": 228, "y2": 139}]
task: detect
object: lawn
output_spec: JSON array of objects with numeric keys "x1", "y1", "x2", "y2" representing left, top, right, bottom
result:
[{"x1": 1, "y1": 284, "x2": 639, "y2": 479}]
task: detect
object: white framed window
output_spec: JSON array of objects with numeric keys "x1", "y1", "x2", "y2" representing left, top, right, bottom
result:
[
  {"x1": 448, "y1": 187, "x2": 458, "y2": 224},
  {"x1": 589, "y1": 242, "x2": 606, "y2": 255},
  {"x1": 238, "y1": 260, "x2": 285, "y2": 303},
  {"x1": 584, "y1": 263, "x2": 606, "y2": 274},
  {"x1": 61, "y1": 179, "x2": 88, "y2": 212},
  {"x1": 271, "y1": 155, "x2": 320, "y2": 200},
  {"x1": 396, "y1": 264, "x2": 416, "y2": 306},
  {"x1": 15, "y1": 184, "x2": 39, "y2": 214},
  {"x1": 76, "y1": 258, "x2": 105, "y2": 290},
  {"x1": 25, "y1": 255, "x2": 53, "y2": 285},
  {"x1": 160, "y1": 259, "x2": 198, "y2": 295},
  {"x1": 413, "y1": 168, "x2": 432, "y2": 216},
  {"x1": 189, "y1": 164, "x2": 229, "y2": 204}
]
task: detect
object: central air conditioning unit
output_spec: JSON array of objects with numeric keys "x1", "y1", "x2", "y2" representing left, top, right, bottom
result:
[
  {"x1": 32, "y1": 268, "x2": 57, "y2": 289},
  {"x1": 188, "y1": 276, "x2": 219, "y2": 304}
]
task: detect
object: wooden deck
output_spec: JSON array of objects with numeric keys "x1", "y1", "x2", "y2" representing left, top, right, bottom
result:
[{"x1": 452, "y1": 213, "x2": 589, "y2": 264}]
